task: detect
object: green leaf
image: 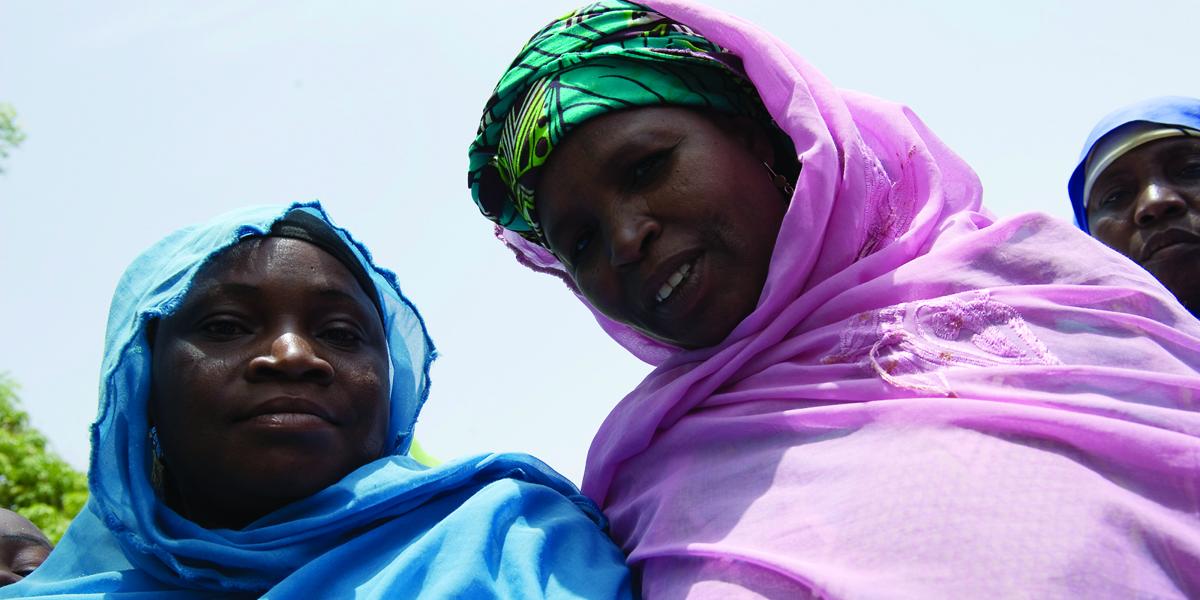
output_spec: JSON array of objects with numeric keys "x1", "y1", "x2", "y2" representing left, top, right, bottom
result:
[{"x1": 0, "y1": 373, "x2": 88, "y2": 544}]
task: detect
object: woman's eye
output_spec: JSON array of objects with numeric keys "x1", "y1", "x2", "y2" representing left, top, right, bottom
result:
[
  {"x1": 320, "y1": 325, "x2": 364, "y2": 348},
  {"x1": 572, "y1": 231, "x2": 593, "y2": 262},
  {"x1": 11, "y1": 552, "x2": 48, "y2": 577},
  {"x1": 1097, "y1": 188, "x2": 1130, "y2": 210},
  {"x1": 1175, "y1": 162, "x2": 1200, "y2": 181},
  {"x1": 200, "y1": 318, "x2": 249, "y2": 338},
  {"x1": 628, "y1": 149, "x2": 671, "y2": 187}
]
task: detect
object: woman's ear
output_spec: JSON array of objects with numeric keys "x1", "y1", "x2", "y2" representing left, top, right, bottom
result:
[{"x1": 714, "y1": 112, "x2": 776, "y2": 166}]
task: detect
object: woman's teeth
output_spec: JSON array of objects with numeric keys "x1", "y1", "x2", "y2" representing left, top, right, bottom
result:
[{"x1": 656, "y1": 262, "x2": 693, "y2": 304}]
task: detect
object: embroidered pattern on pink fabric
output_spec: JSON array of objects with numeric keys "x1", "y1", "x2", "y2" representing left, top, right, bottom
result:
[
  {"x1": 822, "y1": 293, "x2": 1061, "y2": 396},
  {"x1": 858, "y1": 146, "x2": 918, "y2": 259}
]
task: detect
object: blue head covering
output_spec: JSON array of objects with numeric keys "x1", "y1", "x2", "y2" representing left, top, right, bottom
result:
[
  {"x1": 2, "y1": 203, "x2": 631, "y2": 599},
  {"x1": 1067, "y1": 96, "x2": 1200, "y2": 233}
]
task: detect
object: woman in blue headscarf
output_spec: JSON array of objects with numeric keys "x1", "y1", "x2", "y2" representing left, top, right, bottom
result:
[
  {"x1": 0, "y1": 203, "x2": 632, "y2": 599},
  {"x1": 1067, "y1": 96, "x2": 1200, "y2": 316}
]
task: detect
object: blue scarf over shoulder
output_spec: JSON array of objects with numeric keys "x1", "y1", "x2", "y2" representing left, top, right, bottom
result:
[
  {"x1": 2, "y1": 203, "x2": 631, "y2": 599},
  {"x1": 1067, "y1": 96, "x2": 1200, "y2": 233}
]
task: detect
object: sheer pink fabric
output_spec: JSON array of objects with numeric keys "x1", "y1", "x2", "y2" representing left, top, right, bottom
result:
[{"x1": 499, "y1": 1, "x2": 1200, "y2": 597}]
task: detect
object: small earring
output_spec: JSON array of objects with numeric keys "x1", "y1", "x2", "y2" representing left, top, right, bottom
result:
[
  {"x1": 149, "y1": 426, "x2": 163, "y2": 459},
  {"x1": 149, "y1": 426, "x2": 166, "y2": 494},
  {"x1": 762, "y1": 161, "x2": 795, "y2": 198}
]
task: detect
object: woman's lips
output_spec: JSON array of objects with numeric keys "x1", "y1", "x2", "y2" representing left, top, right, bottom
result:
[
  {"x1": 246, "y1": 412, "x2": 332, "y2": 429},
  {"x1": 1140, "y1": 228, "x2": 1200, "y2": 262},
  {"x1": 655, "y1": 261, "x2": 693, "y2": 304},
  {"x1": 650, "y1": 253, "x2": 706, "y2": 320},
  {"x1": 240, "y1": 397, "x2": 338, "y2": 430},
  {"x1": 643, "y1": 249, "x2": 702, "y2": 309},
  {"x1": 1143, "y1": 241, "x2": 1199, "y2": 264}
]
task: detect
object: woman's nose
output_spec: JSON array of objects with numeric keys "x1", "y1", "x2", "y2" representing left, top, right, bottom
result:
[
  {"x1": 607, "y1": 211, "x2": 661, "y2": 268},
  {"x1": 247, "y1": 331, "x2": 335, "y2": 384},
  {"x1": 1133, "y1": 181, "x2": 1188, "y2": 227}
]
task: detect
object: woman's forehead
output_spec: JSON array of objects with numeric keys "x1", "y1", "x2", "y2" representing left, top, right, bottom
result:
[
  {"x1": 544, "y1": 108, "x2": 711, "y2": 180},
  {"x1": 187, "y1": 237, "x2": 366, "y2": 301},
  {"x1": 0, "y1": 510, "x2": 48, "y2": 545},
  {"x1": 1104, "y1": 136, "x2": 1200, "y2": 175}
]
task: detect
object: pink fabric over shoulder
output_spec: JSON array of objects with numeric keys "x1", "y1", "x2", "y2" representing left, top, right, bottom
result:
[{"x1": 500, "y1": 1, "x2": 1200, "y2": 597}]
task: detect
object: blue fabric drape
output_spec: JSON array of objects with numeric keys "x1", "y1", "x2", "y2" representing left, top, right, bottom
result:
[{"x1": 2, "y1": 203, "x2": 631, "y2": 599}]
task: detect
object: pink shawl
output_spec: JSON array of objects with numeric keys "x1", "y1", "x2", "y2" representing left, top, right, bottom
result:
[{"x1": 499, "y1": 1, "x2": 1200, "y2": 596}]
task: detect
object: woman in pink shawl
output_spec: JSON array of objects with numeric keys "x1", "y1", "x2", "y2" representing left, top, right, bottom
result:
[{"x1": 467, "y1": 1, "x2": 1200, "y2": 597}]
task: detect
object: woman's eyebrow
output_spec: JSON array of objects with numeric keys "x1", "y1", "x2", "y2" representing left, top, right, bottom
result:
[
  {"x1": 314, "y1": 287, "x2": 371, "y2": 305},
  {"x1": 1, "y1": 533, "x2": 51, "y2": 549},
  {"x1": 188, "y1": 283, "x2": 369, "y2": 309},
  {"x1": 604, "y1": 129, "x2": 668, "y2": 167},
  {"x1": 1160, "y1": 139, "x2": 1200, "y2": 160},
  {"x1": 192, "y1": 282, "x2": 259, "y2": 299}
]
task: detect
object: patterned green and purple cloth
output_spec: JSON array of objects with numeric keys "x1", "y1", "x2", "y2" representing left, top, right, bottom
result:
[{"x1": 467, "y1": 0, "x2": 768, "y2": 245}]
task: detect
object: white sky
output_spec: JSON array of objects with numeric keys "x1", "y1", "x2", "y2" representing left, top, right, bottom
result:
[{"x1": 1, "y1": 0, "x2": 1198, "y2": 483}]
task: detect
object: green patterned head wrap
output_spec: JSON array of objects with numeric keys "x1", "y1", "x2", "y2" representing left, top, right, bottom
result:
[{"x1": 467, "y1": 0, "x2": 772, "y2": 245}]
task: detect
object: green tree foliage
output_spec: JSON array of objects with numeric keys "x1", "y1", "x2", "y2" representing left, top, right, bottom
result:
[
  {"x1": 0, "y1": 103, "x2": 26, "y2": 174},
  {"x1": 0, "y1": 373, "x2": 88, "y2": 544}
]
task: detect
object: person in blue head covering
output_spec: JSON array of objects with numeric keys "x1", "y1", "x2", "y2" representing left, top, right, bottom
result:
[
  {"x1": 0, "y1": 203, "x2": 632, "y2": 599},
  {"x1": 0, "y1": 509, "x2": 52, "y2": 588},
  {"x1": 1067, "y1": 96, "x2": 1200, "y2": 316}
]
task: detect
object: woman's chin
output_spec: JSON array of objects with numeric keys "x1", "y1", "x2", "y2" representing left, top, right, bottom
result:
[
  {"x1": 240, "y1": 456, "x2": 359, "y2": 500},
  {"x1": 174, "y1": 453, "x2": 365, "y2": 527}
]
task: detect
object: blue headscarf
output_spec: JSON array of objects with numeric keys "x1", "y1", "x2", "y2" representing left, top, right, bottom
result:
[
  {"x1": 1067, "y1": 96, "x2": 1200, "y2": 233},
  {"x1": 1, "y1": 203, "x2": 632, "y2": 599}
]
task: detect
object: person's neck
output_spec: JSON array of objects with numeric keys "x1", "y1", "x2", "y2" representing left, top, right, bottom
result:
[{"x1": 164, "y1": 474, "x2": 276, "y2": 530}]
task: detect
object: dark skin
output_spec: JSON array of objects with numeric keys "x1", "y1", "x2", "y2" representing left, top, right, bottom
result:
[
  {"x1": 537, "y1": 106, "x2": 789, "y2": 349},
  {"x1": 1087, "y1": 136, "x2": 1200, "y2": 316},
  {"x1": 0, "y1": 508, "x2": 52, "y2": 587},
  {"x1": 148, "y1": 237, "x2": 390, "y2": 530}
]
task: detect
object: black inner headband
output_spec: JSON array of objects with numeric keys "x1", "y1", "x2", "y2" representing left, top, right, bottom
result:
[{"x1": 267, "y1": 209, "x2": 384, "y2": 322}]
